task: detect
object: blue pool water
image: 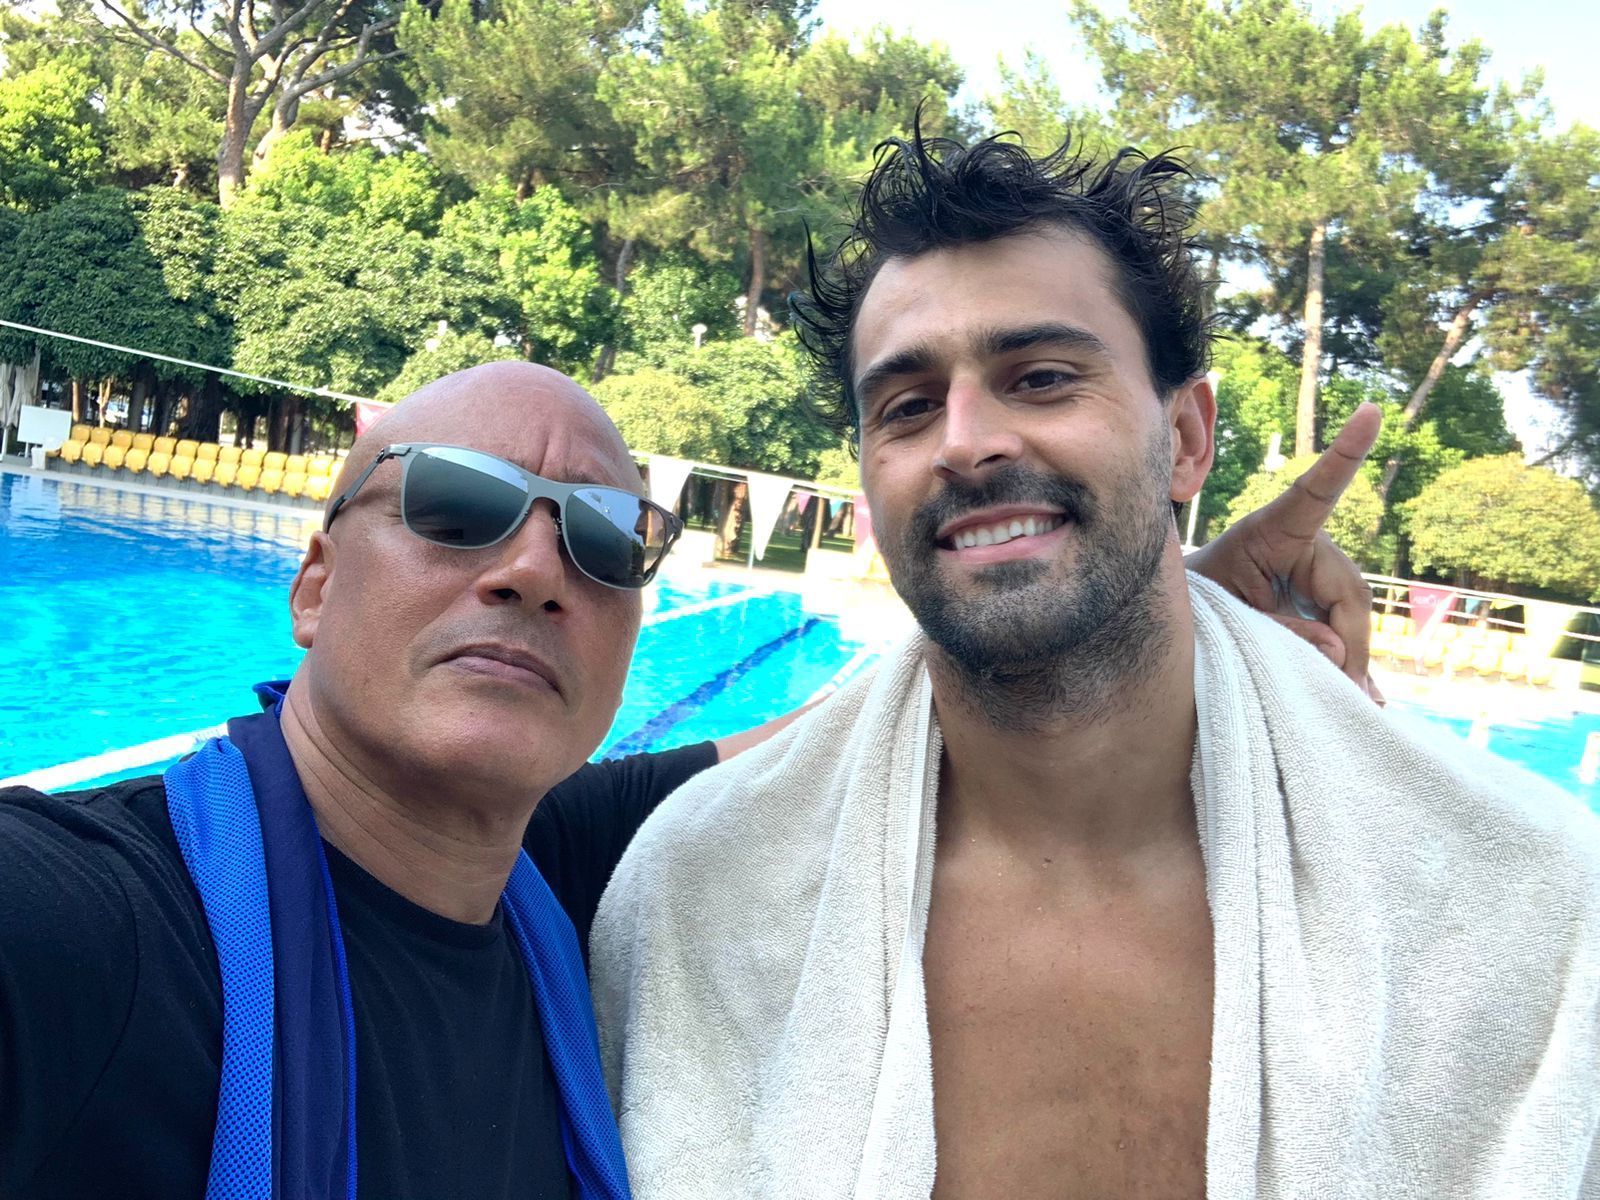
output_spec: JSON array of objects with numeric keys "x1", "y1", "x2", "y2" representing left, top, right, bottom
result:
[
  {"x1": 0, "y1": 473, "x2": 867, "y2": 784},
  {"x1": 4, "y1": 471, "x2": 1598, "y2": 818}
]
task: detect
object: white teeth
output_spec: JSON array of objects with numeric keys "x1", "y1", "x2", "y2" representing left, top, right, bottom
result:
[{"x1": 950, "y1": 514, "x2": 1064, "y2": 550}]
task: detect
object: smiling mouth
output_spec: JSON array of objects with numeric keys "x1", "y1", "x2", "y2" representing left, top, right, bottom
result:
[{"x1": 939, "y1": 514, "x2": 1067, "y2": 551}]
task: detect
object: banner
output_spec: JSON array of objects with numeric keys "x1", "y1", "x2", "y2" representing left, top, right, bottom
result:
[
  {"x1": 745, "y1": 471, "x2": 795, "y2": 562},
  {"x1": 353, "y1": 399, "x2": 394, "y2": 436},
  {"x1": 1407, "y1": 585, "x2": 1456, "y2": 634},
  {"x1": 646, "y1": 455, "x2": 695, "y2": 512}
]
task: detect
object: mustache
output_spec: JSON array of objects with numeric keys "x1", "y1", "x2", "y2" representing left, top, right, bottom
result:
[{"x1": 908, "y1": 465, "x2": 1097, "y2": 546}]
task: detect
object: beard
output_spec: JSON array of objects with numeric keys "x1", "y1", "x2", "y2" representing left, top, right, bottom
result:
[{"x1": 879, "y1": 428, "x2": 1176, "y2": 730}]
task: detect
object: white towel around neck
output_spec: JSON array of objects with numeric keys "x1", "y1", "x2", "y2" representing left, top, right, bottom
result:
[{"x1": 591, "y1": 575, "x2": 1600, "y2": 1199}]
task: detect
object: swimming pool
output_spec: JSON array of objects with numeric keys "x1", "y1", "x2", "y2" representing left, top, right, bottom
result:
[{"x1": 0, "y1": 472, "x2": 871, "y2": 786}]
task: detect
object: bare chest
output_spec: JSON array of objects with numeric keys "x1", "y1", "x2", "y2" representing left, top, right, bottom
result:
[{"x1": 923, "y1": 852, "x2": 1213, "y2": 1200}]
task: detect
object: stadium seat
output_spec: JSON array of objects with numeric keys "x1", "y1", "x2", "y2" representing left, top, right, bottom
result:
[
  {"x1": 285, "y1": 453, "x2": 309, "y2": 475},
  {"x1": 70, "y1": 424, "x2": 92, "y2": 444},
  {"x1": 132, "y1": 433, "x2": 156, "y2": 453},
  {"x1": 282, "y1": 471, "x2": 308, "y2": 498},
  {"x1": 263, "y1": 451, "x2": 288, "y2": 473},
  {"x1": 81, "y1": 441, "x2": 105, "y2": 467},
  {"x1": 213, "y1": 460, "x2": 239, "y2": 487},
  {"x1": 192, "y1": 458, "x2": 216, "y2": 484},
  {"x1": 59, "y1": 439, "x2": 85, "y2": 463},
  {"x1": 259, "y1": 468, "x2": 286, "y2": 494},
  {"x1": 124, "y1": 447, "x2": 149, "y2": 474},
  {"x1": 308, "y1": 456, "x2": 335, "y2": 478},
  {"x1": 169, "y1": 455, "x2": 194, "y2": 481},
  {"x1": 111, "y1": 430, "x2": 134, "y2": 450},
  {"x1": 147, "y1": 452, "x2": 172, "y2": 478},
  {"x1": 236, "y1": 464, "x2": 262, "y2": 490},
  {"x1": 196, "y1": 442, "x2": 221, "y2": 463},
  {"x1": 103, "y1": 444, "x2": 128, "y2": 470},
  {"x1": 154, "y1": 436, "x2": 177, "y2": 456},
  {"x1": 1498, "y1": 650, "x2": 1529, "y2": 683},
  {"x1": 218, "y1": 444, "x2": 243, "y2": 466},
  {"x1": 306, "y1": 475, "x2": 333, "y2": 502},
  {"x1": 1529, "y1": 659, "x2": 1556, "y2": 688},
  {"x1": 241, "y1": 447, "x2": 267, "y2": 469},
  {"x1": 175, "y1": 439, "x2": 200, "y2": 459}
]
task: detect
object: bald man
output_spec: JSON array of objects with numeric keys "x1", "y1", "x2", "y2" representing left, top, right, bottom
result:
[{"x1": 1, "y1": 362, "x2": 1378, "y2": 1200}]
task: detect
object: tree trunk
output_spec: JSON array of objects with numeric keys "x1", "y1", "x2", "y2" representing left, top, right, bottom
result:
[
  {"x1": 236, "y1": 409, "x2": 256, "y2": 448},
  {"x1": 1294, "y1": 220, "x2": 1328, "y2": 457},
  {"x1": 153, "y1": 389, "x2": 176, "y2": 438},
  {"x1": 743, "y1": 226, "x2": 766, "y2": 337},
  {"x1": 70, "y1": 378, "x2": 84, "y2": 422},
  {"x1": 97, "y1": 379, "x2": 114, "y2": 425},
  {"x1": 182, "y1": 379, "x2": 223, "y2": 442},
  {"x1": 1377, "y1": 288, "x2": 1491, "y2": 499},
  {"x1": 715, "y1": 480, "x2": 748, "y2": 557},
  {"x1": 251, "y1": 98, "x2": 300, "y2": 171},
  {"x1": 129, "y1": 377, "x2": 149, "y2": 431},
  {"x1": 270, "y1": 397, "x2": 291, "y2": 453},
  {"x1": 217, "y1": 65, "x2": 260, "y2": 207},
  {"x1": 590, "y1": 238, "x2": 637, "y2": 383}
]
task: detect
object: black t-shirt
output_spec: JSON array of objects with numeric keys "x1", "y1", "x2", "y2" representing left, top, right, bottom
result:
[{"x1": 0, "y1": 738, "x2": 716, "y2": 1200}]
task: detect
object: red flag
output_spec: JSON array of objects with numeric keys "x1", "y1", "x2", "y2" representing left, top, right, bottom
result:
[{"x1": 354, "y1": 399, "x2": 393, "y2": 436}]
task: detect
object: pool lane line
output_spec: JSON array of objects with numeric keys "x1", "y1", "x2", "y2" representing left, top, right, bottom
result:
[
  {"x1": 604, "y1": 616, "x2": 824, "y2": 759},
  {"x1": 3, "y1": 723, "x2": 228, "y2": 792},
  {"x1": 804, "y1": 639, "x2": 895, "y2": 706},
  {"x1": 641, "y1": 589, "x2": 755, "y2": 628}
]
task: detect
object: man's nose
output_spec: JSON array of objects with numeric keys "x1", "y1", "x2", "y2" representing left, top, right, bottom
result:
[
  {"x1": 472, "y1": 501, "x2": 572, "y2": 614},
  {"x1": 932, "y1": 381, "x2": 1025, "y2": 481}
]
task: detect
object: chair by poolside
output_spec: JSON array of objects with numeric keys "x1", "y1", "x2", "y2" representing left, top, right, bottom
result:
[
  {"x1": 124, "y1": 447, "x2": 149, "y2": 474},
  {"x1": 70, "y1": 424, "x2": 92, "y2": 444},
  {"x1": 111, "y1": 431, "x2": 134, "y2": 450},
  {"x1": 133, "y1": 433, "x2": 156, "y2": 453},
  {"x1": 81, "y1": 442, "x2": 105, "y2": 467},
  {"x1": 175, "y1": 439, "x2": 200, "y2": 460},
  {"x1": 169, "y1": 455, "x2": 195, "y2": 482},
  {"x1": 88, "y1": 428, "x2": 112, "y2": 448},
  {"x1": 196, "y1": 442, "x2": 221, "y2": 463},
  {"x1": 217, "y1": 445, "x2": 243, "y2": 467},
  {"x1": 259, "y1": 468, "x2": 286, "y2": 495},
  {"x1": 241, "y1": 447, "x2": 267, "y2": 469},
  {"x1": 213, "y1": 459, "x2": 239, "y2": 487},
  {"x1": 236, "y1": 463, "x2": 262, "y2": 490},
  {"x1": 58, "y1": 440, "x2": 84, "y2": 464},
  {"x1": 103, "y1": 444, "x2": 128, "y2": 470},
  {"x1": 306, "y1": 475, "x2": 333, "y2": 502},
  {"x1": 154, "y1": 437, "x2": 177, "y2": 457},
  {"x1": 263, "y1": 451, "x2": 288, "y2": 473},
  {"x1": 147, "y1": 452, "x2": 172, "y2": 479},
  {"x1": 192, "y1": 458, "x2": 216, "y2": 484},
  {"x1": 282, "y1": 471, "x2": 308, "y2": 498}
]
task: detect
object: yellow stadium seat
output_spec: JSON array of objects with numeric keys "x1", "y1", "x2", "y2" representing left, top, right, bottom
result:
[
  {"x1": 306, "y1": 475, "x2": 333, "y2": 502},
  {"x1": 81, "y1": 441, "x2": 106, "y2": 467},
  {"x1": 147, "y1": 452, "x2": 172, "y2": 478},
  {"x1": 218, "y1": 445, "x2": 243, "y2": 466},
  {"x1": 133, "y1": 433, "x2": 156, "y2": 452},
  {"x1": 154, "y1": 436, "x2": 177, "y2": 455},
  {"x1": 282, "y1": 471, "x2": 308, "y2": 498},
  {"x1": 88, "y1": 427, "x2": 112, "y2": 447},
  {"x1": 124, "y1": 447, "x2": 149, "y2": 474},
  {"x1": 260, "y1": 468, "x2": 286, "y2": 494},
  {"x1": 70, "y1": 423, "x2": 92, "y2": 443},
  {"x1": 169, "y1": 455, "x2": 194, "y2": 481},
  {"x1": 1469, "y1": 647, "x2": 1503, "y2": 677},
  {"x1": 1379, "y1": 613, "x2": 1411, "y2": 637},
  {"x1": 103, "y1": 444, "x2": 128, "y2": 470},
  {"x1": 263, "y1": 451, "x2": 288, "y2": 472},
  {"x1": 213, "y1": 460, "x2": 239, "y2": 487},
  {"x1": 285, "y1": 453, "x2": 309, "y2": 474},
  {"x1": 59, "y1": 439, "x2": 85, "y2": 463},
  {"x1": 241, "y1": 447, "x2": 267, "y2": 469},
  {"x1": 1529, "y1": 659, "x2": 1556, "y2": 688},
  {"x1": 196, "y1": 442, "x2": 221, "y2": 462},
  {"x1": 192, "y1": 458, "x2": 216, "y2": 484},
  {"x1": 111, "y1": 430, "x2": 134, "y2": 450},
  {"x1": 308, "y1": 456, "x2": 335, "y2": 478},
  {"x1": 236, "y1": 464, "x2": 262, "y2": 490},
  {"x1": 1419, "y1": 642, "x2": 1447, "y2": 671},
  {"x1": 175, "y1": 438, "x2": 200, "y2": 459},
  {"x1": 1498, "y1": 651, "x2": 1529, "y2": 683}
]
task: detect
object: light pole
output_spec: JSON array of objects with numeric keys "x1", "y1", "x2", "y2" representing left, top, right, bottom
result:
[{"x1": 691, "y1": 323, "x2": 708, "y2": 350}]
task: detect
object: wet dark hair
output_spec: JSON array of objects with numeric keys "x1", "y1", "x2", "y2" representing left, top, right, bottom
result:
[{"x1": 790, "y1": 124, "x2": 1216, "y2": 441}]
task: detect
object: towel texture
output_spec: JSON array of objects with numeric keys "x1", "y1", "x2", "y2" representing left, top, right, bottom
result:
[{"x1": 592, "y1": 575, "x2": 1600, "y2": 1198}]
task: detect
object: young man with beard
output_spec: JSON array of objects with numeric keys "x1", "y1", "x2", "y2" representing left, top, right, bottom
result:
[{"x1": 591, "y1": 134, "x2": 1600, "y2": 1198}]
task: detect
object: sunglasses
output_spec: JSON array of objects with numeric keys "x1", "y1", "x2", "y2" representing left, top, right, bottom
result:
[{"x1": 324, "y1": 443, "x2": 683, "y2": 589}]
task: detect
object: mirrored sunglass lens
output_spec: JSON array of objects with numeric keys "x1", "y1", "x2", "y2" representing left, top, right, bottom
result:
[
  {"x1": 404, "y1": 448, "x2": 529, "y2": 547},
  {"x1": 567, "y1": 488, "x2": 666, "y2": 585}
]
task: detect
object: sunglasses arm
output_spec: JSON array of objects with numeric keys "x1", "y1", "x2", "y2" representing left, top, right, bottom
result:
[{"x1": 323, "y1": 446, "x2": 410, "y2": 531}]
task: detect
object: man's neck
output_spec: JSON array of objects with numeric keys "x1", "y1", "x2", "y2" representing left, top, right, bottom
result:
[
  {"x1": 277, "y1": 692, "x2": 530, "y2": 925},
  {"x1": 929, "y1": 555, "x2": 1198, "y2": 857}
]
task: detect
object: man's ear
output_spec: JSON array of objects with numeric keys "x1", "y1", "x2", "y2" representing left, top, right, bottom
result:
[
  {"x1": 1169, "y1": 373, "x2": 1217, "y2": 504},
  {"x1": 289, "y1": 532, "x2": 335, "y2": 649}
]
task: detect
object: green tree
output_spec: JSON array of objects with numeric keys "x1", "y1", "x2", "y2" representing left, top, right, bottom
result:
[
  {"x1": 1403, "y1": 454, "x2": 1600, "y2": 600},
  {"x1": 591, "y1": 369, "x2": 732, "y2": 461},
  {"x1": 375, "y1": 331, "x2": 520, "y2": 404},
  {"x1": 811, "y1": 442, "x2": 859, "y2": 490},
  {"x1": 1201, "y1": 334, "x2": 1298, "y2": 534},
  {"x1": 1076, "y1": 1, "x2": 1494, "y2": 455},
  {"x1": 673, "y1": 334, "x2": 835, "y2": 476},
  {"x1": 1217, "y1": 452, "x2": 1390, "y2": 568},
  {"x1": 0, "y1": 61, "x2": 104, "y2": 210},
  {"x1": 616, "y1": 253, "x2": 742, "y2": 368},
  {"x1": 397, "y1": 0, "x2": 633, "y2": 196}
]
